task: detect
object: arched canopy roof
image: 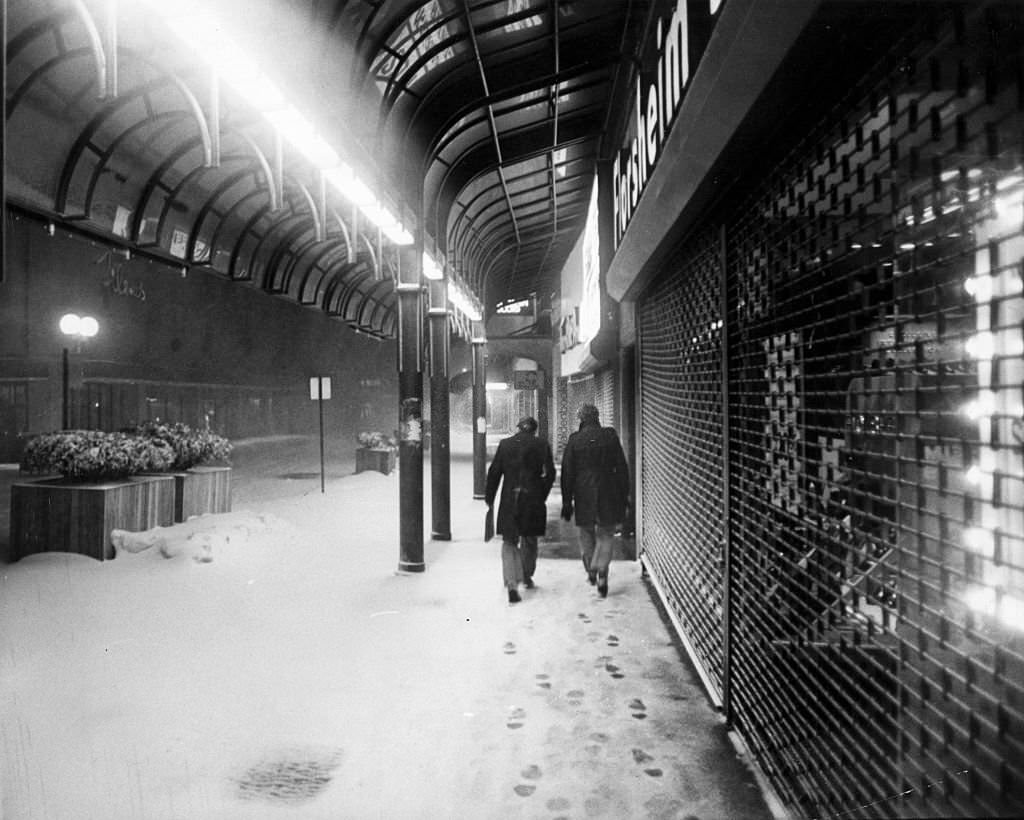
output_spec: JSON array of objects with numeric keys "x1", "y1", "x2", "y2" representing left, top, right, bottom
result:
[{"x1": 4, "y1": 0, "x2": 648, "y2": 331}]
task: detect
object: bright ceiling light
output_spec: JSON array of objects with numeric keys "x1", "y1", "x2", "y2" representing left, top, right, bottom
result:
[
  {"x1": 141, "y1": 0, "x2": 413, "y2": 247},
  {"x1": 448, "y1": 281, "x2": 482, "y2": 321},
  {"x1": 422, "y1": 252, "x2": 444, "y2": 280},
  {"x1": 265, "y1": 106, "x2": 339, "y2": 168}
]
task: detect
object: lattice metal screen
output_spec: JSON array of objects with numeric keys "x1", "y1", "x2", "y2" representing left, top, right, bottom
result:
[
  {"x1": 639, "y1": 227, "x2": 725, "y2": 696},
  {"x1": 637, "y1": 4, "x2": 1024, "y2": 818}
]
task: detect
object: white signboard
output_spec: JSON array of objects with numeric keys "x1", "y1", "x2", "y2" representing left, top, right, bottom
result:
[{"x1": 309, "y1": 377, "x2": 332, "y2": 400}]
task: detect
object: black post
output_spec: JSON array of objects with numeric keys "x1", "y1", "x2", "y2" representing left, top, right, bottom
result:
[
  {"x1": 397, "y1": 252, "x2": 425, "y2": 572},
  {"x1": 428, "y1": 278, "x2": 451, "y2": 540},
  {"x1": 61, "y1": 347, "x2": 70, "y2": 429},
  {"x1": 536, "y1": 369, "x2": 549, "y2": 441},
  {"x1": 318, "y1": 378, "x2": 325, "y2": 494},
  {"x1": 471, "y1": 326, "x2": 487, "y2": 499}
]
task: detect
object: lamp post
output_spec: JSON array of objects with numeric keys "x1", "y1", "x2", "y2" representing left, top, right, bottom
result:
[{"x1": 59, "y1": 313, "x2": 99, "y2": 429}]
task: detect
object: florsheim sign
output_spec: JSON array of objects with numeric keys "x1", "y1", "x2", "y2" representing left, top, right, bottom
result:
[{"x1": 611, "y1": 0, "x2": 720, "y2": 250}]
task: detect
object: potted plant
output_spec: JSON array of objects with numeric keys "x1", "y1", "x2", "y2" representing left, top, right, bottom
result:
[
  {"x1": 355, "y1": 431, "x2": 397, "y2": 475},
  {"x1": 132, "y1": 422, "x2": 233, "y2": 522},
  {"x1": 11, "y1": 430, "x2": 178, "y2": 561}
]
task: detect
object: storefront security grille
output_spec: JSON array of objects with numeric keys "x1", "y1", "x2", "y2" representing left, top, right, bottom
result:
[
  {"x1": 639, "y1": 227, "x2": 725, "y2": 696},
  {"x1": 638, "y1": 4, "x2": 1023, "y2": 818}
]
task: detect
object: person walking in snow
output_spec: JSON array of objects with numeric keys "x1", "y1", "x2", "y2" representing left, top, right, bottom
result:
[
  {"x1": 485, "y1": 416, "x2": 555, "y2": 604},
  {"x1": 560, "y1": 404, "x2": 630, "y2": 598}
]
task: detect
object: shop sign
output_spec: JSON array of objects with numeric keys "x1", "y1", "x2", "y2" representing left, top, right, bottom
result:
[
  {"x1": 611, "y1": 0, "x2": 692, "y2": 249},
  {"x1": 559, "y1": 308, "x2": 580, "y2": 353},
  {"x1": 513, "y1": 370, "x2": 541, "y2": 391}
]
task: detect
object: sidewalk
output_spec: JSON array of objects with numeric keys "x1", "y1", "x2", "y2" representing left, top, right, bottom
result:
[{"x1": 1, "y1": 435, "x2": 777, "y2": 819}]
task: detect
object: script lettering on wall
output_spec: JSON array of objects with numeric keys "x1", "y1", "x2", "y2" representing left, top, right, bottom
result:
[{"x1": 95, "y1": 249, "x2": 147, "y2": 302}]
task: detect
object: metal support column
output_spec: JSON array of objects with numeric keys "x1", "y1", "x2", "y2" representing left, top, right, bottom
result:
[
  {"x1": 536, "y1": 369, "x2": 549, "y2": 441},
  {"x1": 428, "y1": 278, "x2": 451, "y2": 540},
  {"x1": 397, "y1": 253, "x2": 425, "y2": 572},
  {"x1": 471, "y1": 326, "x2": 487, "y2": 499}
]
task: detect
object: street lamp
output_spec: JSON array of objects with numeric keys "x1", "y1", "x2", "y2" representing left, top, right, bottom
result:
[{"x1": 59, "y1": 313, "x2": 99, "y2": 429}]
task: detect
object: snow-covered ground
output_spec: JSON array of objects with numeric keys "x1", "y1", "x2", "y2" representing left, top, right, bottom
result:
[{"x1": 1, "y1": 436, "x2": 773, "y2": 819}]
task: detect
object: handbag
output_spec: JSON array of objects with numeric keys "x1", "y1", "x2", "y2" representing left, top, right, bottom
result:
[{"x1": 484, "y1": 505, "x2": 494, "y2": 542}]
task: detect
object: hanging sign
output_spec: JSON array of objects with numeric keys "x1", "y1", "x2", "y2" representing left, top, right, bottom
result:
[{"x1": 612, "y1": 0, "x2": 693, "y2": 249}]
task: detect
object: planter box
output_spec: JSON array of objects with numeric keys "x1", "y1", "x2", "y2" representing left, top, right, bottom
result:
[
  {"x1": 9, "y1": 474, "x2": 176, "y2": 561},
  {"x1": 355, "y1": 448, "x2": 396, "y2": 475},
  {"x1": 168, "y1": 466, "x2": 232, "y2": 522}
]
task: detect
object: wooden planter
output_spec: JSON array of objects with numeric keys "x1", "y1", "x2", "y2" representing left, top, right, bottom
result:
[
  {"x1": 355, "y1": 447, "x2": 396, "y2": 475},
  {"x1": 9, "y1": 474, "x2": 176, "y2": 561},
  {"x1": 169, "y1": 465, "x2": 232, "y2": 522}
]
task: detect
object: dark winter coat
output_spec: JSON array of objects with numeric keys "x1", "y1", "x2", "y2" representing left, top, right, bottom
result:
[
  {"x1": 485, "y1": 431, "x2": 556, "y2": 538},
  {"x1": 560, "y1": 422, "x2": 630, "y2": 527}
]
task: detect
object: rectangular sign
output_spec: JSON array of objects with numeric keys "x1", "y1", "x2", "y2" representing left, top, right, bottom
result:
[
  {"x1": 309, "y1": 376, "x2": 332, "y2": 400},
  {"x1": 513, "y1": 370, "x2": 541, "y2": 391},
  {"x1": 610, "y1": 0, "x2": 718, "y2": 249}
]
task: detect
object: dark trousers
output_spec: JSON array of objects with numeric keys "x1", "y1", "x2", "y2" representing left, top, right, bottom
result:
[{"x1": 502, "y1": 535, "x2": 539, "y2": 588}]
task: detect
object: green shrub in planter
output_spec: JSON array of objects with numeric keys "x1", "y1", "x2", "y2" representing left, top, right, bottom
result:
[
  {"x1": 131, "y1": 422, "x2": 232, "y2": 470},
  {"x1": 20, "y1": 430, "x2": 175, "y2": 481},
  {"x1": 357, "y1": 431, "x2": 397, "y2": 450}
]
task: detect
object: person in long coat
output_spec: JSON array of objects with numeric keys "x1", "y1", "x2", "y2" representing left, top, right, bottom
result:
[
  {"x1": 560, "y1": 404, "x2": 630, "y2": 598},
  {"x1": 485, "y1": 417, "x2": 555, "y2": 603}
]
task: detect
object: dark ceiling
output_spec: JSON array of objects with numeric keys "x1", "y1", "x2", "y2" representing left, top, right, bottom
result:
[{"x1": 4, "y1": 0, "x2": 649, "y2": 337}]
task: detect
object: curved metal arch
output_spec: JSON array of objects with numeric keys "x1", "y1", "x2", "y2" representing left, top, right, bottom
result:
[
  {"x1": 295, "y1": 182, "x2": 323, "y2": 243},
  {"x1": 378, "y1": 7, "x2": 465, "y2": 115},
  {"x1": 335, "y1": 264, "x2": 384, "y2": 321},
  {"x1": 412, "y1": 61, "x2": 612, "y2": 172},
  {"x1": 153, "y1": 155, "x2": 255, "y2": 258},
  {"x1": 275, "y1": 230, "x2": 333, "y2": 300},
  {"x1": 323, "y1": 259, "x2": 373, "y2": 315},
  {"x1": 6, "y1": 47, "x2": 93, "y2": 114},
  {"x1": 257, "y1": 217, "x2": 316, "y2": 293},
  {"x1": 330, "y1": 209, "x2": 355, "y2": 264},
  {"x1": 448, "y1": 174, "x2": 528, "y2": 261},
  {"x1": 229, "y1": 201, "x2": 277, "y2": 280},
  {"x1": 444, "y1": 133, "x2": 592, "y2": 262},
  {"x1": 5, "y1": 8, "x2": 77, "y2": 63},
  {"x1": 432, "y1": 114, "x2": 596, "y2": 251},
  {"x1": 340, "y1": 281, "x2": 372, "y2": 325},
  {"x1": 362, "y1": 294, "x2": 394, "y2": 336},
  {"x1": 294, "y1": 239, "x2": 351, "y2": 306},
  {"x1": 128, "y1": 133, "x2": 208, "y2": 244},
  {"x1": 358, "y1": 227, "x2": 380, "y2": 279},
  {"x1": 187, "y1": 160, "x2": 267, "y2": 265},
  {"x1": 69, "y1": 0, "x2": 107, "y2": 97},
  {"x1": 198, "y1": 155, "x2": 309, "y2": 282},
  {"x1": 356, "y1": 278, "x2": 397, "y2": 333},
  {"x1": 210, "y1": 189, "x2": 272, "y2": 278},
  {"x1": 266, "y1": 229, "x2": 321, "y2": 298},
  {"x1": 82, "y1": 110, "x2": 191, "y2": 217},
  {"x1": 7, "y1": 4, "x2": 110, "y2": 105},
  {"x1": 350, "y1": 0, "x2": 442, "y2": 99},
  {"x1": 238, "y1": 133, "x2": 281, "y2": 212},
  {"x1": 479, "y1": 223, "x2": 579, "y2": 294},
  {"x1": 382, "y1": 0, "x2": 561, "y2": 129},
  {"x1": 56, "y1": 71, "x2": 213, "y2": 215},
  {"x1": 235, "y1": 190, "x2": 307, "y2": 285}
]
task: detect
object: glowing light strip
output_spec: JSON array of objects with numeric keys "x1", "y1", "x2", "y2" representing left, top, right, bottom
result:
[
  {"x1": 143, "y1": 0, "x2": 413, "y2": 245},
  {"x1": 448, "y1": 279, "x2": 482, "y2": 321}
]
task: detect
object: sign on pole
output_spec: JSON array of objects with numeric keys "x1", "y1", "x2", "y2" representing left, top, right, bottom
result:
[
  {"x1": 310, "y1": 376, "x2": 332, "y2": 400},
  {"x1": 310, "y1": 376, "x2": 331, "y2": 492}
]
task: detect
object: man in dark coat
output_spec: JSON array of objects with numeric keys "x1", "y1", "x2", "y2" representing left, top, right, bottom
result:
[
  {"x1": 485, "y1": 417, "x2": 555, "y2": 603},
  {"x1": 560, "y1": 404, "x2": 630, "y2": 598}
]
